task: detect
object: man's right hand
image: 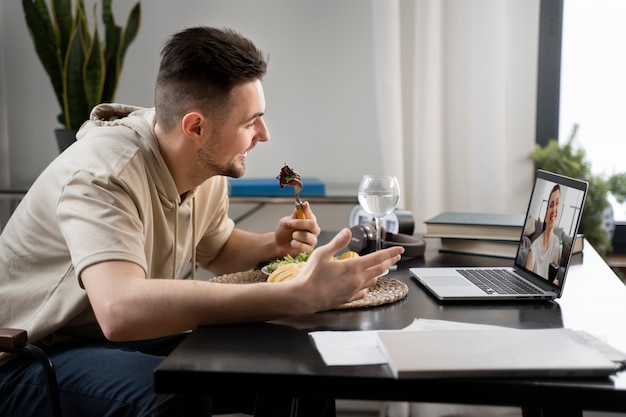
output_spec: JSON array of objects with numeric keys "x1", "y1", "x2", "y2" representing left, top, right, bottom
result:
[{"x1": 292, "y1": 228, "x2": 404, "y2": 311}]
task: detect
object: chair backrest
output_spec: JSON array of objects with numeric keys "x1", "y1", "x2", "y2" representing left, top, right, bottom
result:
[{"x1": 0, "y1": 328, "x2": 63, "y2": 417}]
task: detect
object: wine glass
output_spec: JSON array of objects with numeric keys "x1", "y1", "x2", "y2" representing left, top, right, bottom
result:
[{"x1": 357, "y1": 175, "x2": 400, "y2": 253}]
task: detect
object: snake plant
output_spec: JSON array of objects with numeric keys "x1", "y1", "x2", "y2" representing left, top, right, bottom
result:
[{"x1": 22, "y1": 0, "x2": 141, "y2": 130}]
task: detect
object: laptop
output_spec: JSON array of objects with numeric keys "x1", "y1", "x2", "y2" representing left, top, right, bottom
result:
[{"x1": 410, "y1": 169, "x2": 588, "y2": 301}]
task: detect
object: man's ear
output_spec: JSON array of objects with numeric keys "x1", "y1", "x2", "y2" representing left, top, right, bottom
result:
[{"x1": 181, "y1": 112, "x2": 208, "y2": 140}]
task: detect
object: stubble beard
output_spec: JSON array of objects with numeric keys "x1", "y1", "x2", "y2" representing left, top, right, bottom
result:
[
  {"x1": 223, "y1": 158, "x2": 245, "y2": 178},
  {"x1": 196, "y1": 146, "x2": 245, "y2": 180}
]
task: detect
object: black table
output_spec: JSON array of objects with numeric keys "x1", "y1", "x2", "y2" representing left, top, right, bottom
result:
[{"x1": 154, "y1": 235, "x2": 626, "y2": 416}]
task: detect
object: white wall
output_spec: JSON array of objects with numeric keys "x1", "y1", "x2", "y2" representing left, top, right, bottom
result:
[
  {"x1": 1, "y1": 0, "x2": 382, "y2": 190},
  {"x1": 2, "y1": 0, "x2": 543, "y2": 224}
]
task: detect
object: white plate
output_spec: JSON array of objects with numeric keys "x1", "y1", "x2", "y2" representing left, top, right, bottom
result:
[{"x1": 261, "y1": 264, "x2": 389, "y2": 277}]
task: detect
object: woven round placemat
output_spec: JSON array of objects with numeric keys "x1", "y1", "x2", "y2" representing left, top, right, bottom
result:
[{"x1": 208, "y1": 269, "x2": 408, "y2": 310}]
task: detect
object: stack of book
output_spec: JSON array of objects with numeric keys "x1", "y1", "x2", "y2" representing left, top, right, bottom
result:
[{"x1": 424, "y1": 212, "x2": 583, "y2": 259}]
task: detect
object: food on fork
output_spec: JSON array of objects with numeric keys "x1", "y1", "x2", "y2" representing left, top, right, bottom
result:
[
  {"x1": 276, "y1": 163, "x2": 306, "y2": 219},
  {"x1": 276, "y1": 164, "x2": 302, "y2": 189}
]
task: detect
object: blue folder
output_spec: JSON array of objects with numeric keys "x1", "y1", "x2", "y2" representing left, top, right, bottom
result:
[{"x1": 227, "y1": 177, "x2": 326, "y2": 197}]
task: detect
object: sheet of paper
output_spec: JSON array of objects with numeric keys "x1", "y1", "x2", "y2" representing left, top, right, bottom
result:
[
  {"x1": 377, "y1": 327, "x2": 620, "y2": 379},
  {"x1": 309, "y1": 319, "x2": 626, "y2": 367},
  {"x1": 403, "y1": 319, "x2": 514, "y2": 331},
  {"x1": 309, "y1": 319, "x2": 511, "y2": 366},
  {"x1": 309, "y1": 330, "x2": 387, "y2": 366}
]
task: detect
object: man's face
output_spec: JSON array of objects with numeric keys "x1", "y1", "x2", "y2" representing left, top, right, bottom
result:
[{"x1": 198, "y1": 80, "x2": 269, "y2": 178}]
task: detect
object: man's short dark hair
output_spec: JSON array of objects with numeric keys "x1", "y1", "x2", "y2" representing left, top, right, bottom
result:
[{"x1": 155, "y1": 26, "x2": 268, "y2": 131}]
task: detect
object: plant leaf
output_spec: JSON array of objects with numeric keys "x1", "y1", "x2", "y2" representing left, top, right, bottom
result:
[
  {"x1": 64, "y1": 11, "x2": 89, "y2": 130},
  {"x1": 23, "y1": 0, "x2": 141, "y2": 129},
  {"x1": 83, "y1": 7, "x2": 105, "y2": 110},
  {"x1": 101, "y1": 0, "x2": 120, "y2": 102},
  {"x1": 52, "y1": 0, "x2": 73, "y2": 54},
  {"x1": 22, "y1": 0, "x2": 64, "y2": 109},
  {"x1": 120, "y1": 3, "x2": 141, "y2": 61}
]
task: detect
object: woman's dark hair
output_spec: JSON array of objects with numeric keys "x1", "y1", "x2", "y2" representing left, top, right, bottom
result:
[{"x1": 155, "y1": 26, "x2": 268, "y2": 131}]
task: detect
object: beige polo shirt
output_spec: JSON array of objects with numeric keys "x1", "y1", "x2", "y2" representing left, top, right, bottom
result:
[{"x1": 0, "y1": 104, "x2": 234, "y2": 365}]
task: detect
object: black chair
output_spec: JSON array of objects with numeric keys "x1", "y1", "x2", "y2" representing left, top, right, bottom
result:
[{"x1": 0, "y1": 328, "x2": 62, "y2": 417}]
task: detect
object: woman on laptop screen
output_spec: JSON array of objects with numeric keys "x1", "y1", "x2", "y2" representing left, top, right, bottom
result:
[{"x1": 525, "y1": 184, "x2": 562, "y2": 284}]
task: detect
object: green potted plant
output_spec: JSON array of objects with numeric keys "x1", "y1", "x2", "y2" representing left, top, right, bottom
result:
[
  {"x1": 529, "y1": 124, "x2": 626, "y2": 256},
  {"x1": 22, "y1": 0, "x2": 141, "y2": 151}
]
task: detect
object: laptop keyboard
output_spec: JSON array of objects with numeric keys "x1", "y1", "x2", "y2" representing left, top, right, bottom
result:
[{"x1": 458, "y1": 269, "x2": 542, "y2": 295}]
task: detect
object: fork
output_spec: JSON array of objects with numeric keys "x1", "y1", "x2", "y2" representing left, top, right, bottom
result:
[{"x1": 293, "y1": 181, "x2": 305, "y2": 219}]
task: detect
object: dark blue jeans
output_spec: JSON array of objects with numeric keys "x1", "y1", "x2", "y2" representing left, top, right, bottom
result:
[{"x1": 0, "y1": 333, "x2": 337, "y2": 417}]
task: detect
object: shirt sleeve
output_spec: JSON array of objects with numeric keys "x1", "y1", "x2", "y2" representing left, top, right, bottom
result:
[{"x1": 57, "y1": 170, "x2": 149, "y2": 284}]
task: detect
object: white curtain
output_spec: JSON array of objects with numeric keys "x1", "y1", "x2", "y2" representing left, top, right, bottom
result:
[
  {"x1": 371, "y1": 0, "x2": 406, "y2": 208},
  {"x1": 372, "y1": 0, "x2": 539, "y2": 235},
  {"x1": 373, "y1": 1, "x2": 538, "y2": 415}
]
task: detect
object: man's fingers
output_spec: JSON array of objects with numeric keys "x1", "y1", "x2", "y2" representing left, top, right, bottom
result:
[
  {"x1": 314, "y1": 228, "x2": 351, "y2": 257},
  {"x1": 362, "y1": 246, "x2": 405, "y2": 268}
]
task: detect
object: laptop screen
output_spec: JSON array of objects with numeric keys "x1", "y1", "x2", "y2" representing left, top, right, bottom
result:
[{"x1": 514, "y1": 170, "x2": 588, "y2": 290}]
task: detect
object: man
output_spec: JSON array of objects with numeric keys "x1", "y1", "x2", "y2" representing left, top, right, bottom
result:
[{"x1": 0, "y1": 26, "x2": 403, "y2": 416}]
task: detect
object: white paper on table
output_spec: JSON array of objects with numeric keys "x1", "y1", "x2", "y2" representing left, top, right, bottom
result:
[
  {"x1": 308, "y1": 330, "x2": 387, "y2": 366},
  {"x1": 402, "y1": 319, "x2": 515, "y2": 332},
  {"x1": 309, "y1": 319, "x2": 626, "y2": 367},
  {"x1": 309, "y1": 319, "x2": 513, "y2": 366}
]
